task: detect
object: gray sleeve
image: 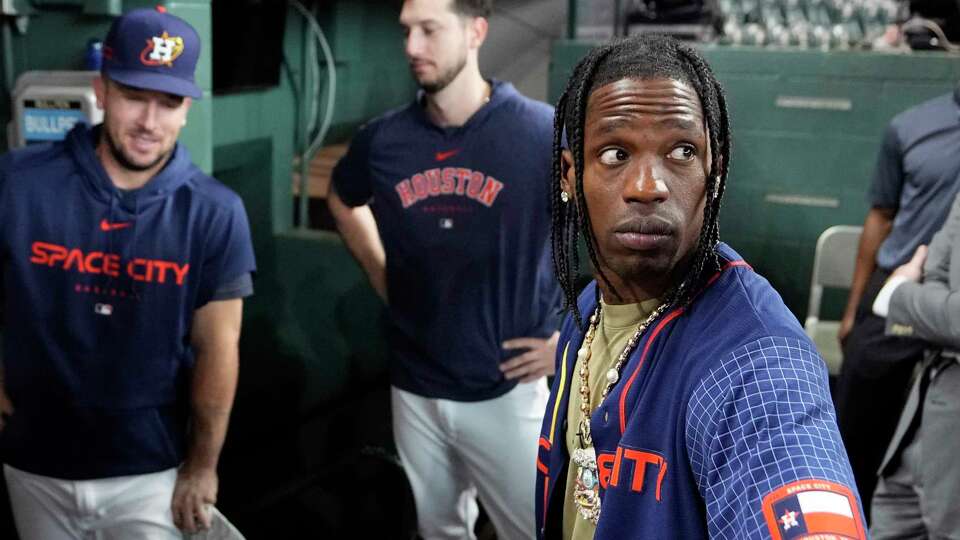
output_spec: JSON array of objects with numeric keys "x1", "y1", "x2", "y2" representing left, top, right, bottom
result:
[
  {"x1": 922, "y1": 193, "x2": 960, "y2": 285},
  {"x1": 886, "y1": 195, "x2": 960, "y2": 348},
  {"x1": 210, "y1": 272, "x2": 254, "y2": 302}
]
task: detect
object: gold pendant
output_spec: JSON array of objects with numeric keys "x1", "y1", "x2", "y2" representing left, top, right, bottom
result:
[{"x1": 571, "y1": 446, "x2": 601, "y2": 524}]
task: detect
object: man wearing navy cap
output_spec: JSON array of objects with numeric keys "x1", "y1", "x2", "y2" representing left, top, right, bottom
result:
[{"x1": 0, "y1": 7, "x2": 255, "y2": 538}]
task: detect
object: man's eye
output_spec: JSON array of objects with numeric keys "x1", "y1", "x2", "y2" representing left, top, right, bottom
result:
[
  {"x1": 668, "y1": 146, "x2": 695, "y2": 161},
  {"x1": 599, "y1": 148, "x2": 628, "y2": 165}
]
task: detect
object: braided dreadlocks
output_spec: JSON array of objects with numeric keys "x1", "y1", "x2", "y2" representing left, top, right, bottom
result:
[{"x1": 551, "y1": 34, "x2": 732, "y2": 328}]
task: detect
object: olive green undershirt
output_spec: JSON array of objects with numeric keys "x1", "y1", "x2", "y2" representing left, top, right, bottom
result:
[{"x1": 562, "y1": 297, "x2": 661, "y2": 540}]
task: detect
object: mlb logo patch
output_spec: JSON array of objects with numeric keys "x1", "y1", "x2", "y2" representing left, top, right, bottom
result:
[{"x1": 762, "y1": 479, "x2": 865, "y2": 540}]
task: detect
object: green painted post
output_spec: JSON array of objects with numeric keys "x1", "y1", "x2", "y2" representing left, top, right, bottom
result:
[
  {"x1": 567, "y1": 0, "x2": 576, "y2": 39},
  {"x1": 165, "y1": 0, "x2": 213, "y2": 174},
  {"x1": 298, "y1": 13, "x2": 311, "y2": 229},
  {"x1": 82, "y1": 0, "x2": 122, "y2": 15}
]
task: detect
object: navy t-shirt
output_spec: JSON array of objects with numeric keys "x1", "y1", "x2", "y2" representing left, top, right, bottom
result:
[
  {"x1": 332, "y1": 81, "x2": 561, "y2": 401},
  {"x1": 870, "y1": 90, "x2": 960, "y2": 270}
]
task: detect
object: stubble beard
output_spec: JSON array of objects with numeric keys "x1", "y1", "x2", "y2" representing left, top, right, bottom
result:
[
  {"x1": 597, "y1": 237, "x2": 693, "y2": 301},
  {"x1": 103, "y1": 124, "x2": 170, "y2": 173},
  {"x1": 417, "y1": 52, "x2": 468, "y2": 94}
]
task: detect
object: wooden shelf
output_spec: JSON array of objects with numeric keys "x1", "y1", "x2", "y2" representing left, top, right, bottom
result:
[{"x1": 292, "y1": 143, "x2": 349, "y2": 199}]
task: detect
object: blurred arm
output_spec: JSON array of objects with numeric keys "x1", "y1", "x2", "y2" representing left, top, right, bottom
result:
[
  {"x1": 839, "y1": 207, "x2": 895, "y2": 342},
  {"x1": 328, "y1": 185, "x2": 387, "y2": 303},
  {"x1": 172, "y1": 298, "x2": 243, "y2": 533}
]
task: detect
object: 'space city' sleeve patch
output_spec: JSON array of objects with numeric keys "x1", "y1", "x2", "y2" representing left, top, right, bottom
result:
[{"x1": 761, "y1": 479, "x2": 865, "y2": 540}]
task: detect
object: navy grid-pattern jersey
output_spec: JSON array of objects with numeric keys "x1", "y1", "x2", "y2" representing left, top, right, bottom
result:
[
  {"x1": 332, "y1": 80, "x2": 561, "y2": 402},
  {"x1": 536, "y1": 244, "x2": 865, "y2": 540},
  {"x1": 687, "y1": 337, "x2": 857, "y2": 538}
]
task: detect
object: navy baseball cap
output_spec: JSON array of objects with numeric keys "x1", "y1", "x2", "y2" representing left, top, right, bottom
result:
[{"x1": 102, "y1": 6, "x2": 202, "y2": 99}]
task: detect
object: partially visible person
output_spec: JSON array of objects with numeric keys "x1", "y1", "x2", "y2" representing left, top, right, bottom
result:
[
  {"x1": 869, "y1": 192, "x2": 960, "y2": 539},
  {"x1": 535, "y1": 34, "x2": 865, "y2": 540},
  {"x1": 0, "y1": 7, "x2": 255, "y2": 539},
  {"x1": 327, "y1": 0, "x2": 560, "y2": 538},
  {"x1": 835, "y1": 87, "x2": 960, "y2": 517}
]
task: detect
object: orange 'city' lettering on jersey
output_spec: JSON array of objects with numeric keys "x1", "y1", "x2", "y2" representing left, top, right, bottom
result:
[
  {"x1": 598, "y1": 446, "x2": 668, "y2": 501},
  {"x1": 30, "y1": 241, "x2": 190, "y2": 285}
]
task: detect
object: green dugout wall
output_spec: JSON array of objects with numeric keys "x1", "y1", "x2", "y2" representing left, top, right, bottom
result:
[{"x1": 551, "y1": 42, "x2": 960, "y2": 318}]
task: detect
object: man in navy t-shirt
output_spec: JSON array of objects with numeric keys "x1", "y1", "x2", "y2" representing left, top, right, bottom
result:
[
  {"x1": 0, "y1": 8, "x2": 255, "y2": 539},
  {"x1": 328, "y1": 0, "x2": 560, "y2": 538}
]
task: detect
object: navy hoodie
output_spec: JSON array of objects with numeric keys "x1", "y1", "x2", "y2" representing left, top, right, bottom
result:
[{"x1": 0, "y1": 124, "x2": 256, "y2": 480}]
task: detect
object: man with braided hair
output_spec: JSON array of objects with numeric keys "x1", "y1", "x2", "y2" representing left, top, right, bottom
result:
[{"x1": 534, "y1": 35, "x2": 865, "y2": 540}]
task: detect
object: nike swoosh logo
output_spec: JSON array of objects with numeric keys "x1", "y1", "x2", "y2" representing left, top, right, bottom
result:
[
  {"x1": 100, "y1": 219, "x2": 132, "y2": 232},
  {"x1": 435, "y1": 149, "x2": 460, "y2": 162}
]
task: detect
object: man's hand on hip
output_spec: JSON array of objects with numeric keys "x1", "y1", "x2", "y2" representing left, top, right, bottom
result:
[
  {"x1": 500, "y1": 331, "x2": 559, "y2": 382},
  {"x1": 172, "y1": 464, "x2": 218, "y2": 533}
]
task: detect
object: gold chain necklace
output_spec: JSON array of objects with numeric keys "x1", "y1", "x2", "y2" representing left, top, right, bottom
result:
[{"x1": 572, "y1": 300, "x2": 669, "y2": 524}]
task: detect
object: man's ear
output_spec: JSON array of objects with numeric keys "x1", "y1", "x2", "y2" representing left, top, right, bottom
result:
[
  {"x1": 93, "y1": 75, "x2": 106, "y2": 110},
  {"x1": 469, "y1": 16, "x2": 488, "y2": 49},
  {"x1": 561, "y1": 148, "x2": 575, "y2": 196}
]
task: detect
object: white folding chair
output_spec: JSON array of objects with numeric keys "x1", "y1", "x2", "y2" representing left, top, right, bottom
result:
[{"x1": 804, "y1": 225, "x2": 862, "y2": 375}]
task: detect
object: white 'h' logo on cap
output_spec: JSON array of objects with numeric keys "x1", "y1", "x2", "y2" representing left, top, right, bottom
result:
[
  {"x1": 140, "y1": 31, "x2": 184, "y2": 67},
  {"x1": 150, "y1": 36, "x2": 177, "y2": 63}
]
